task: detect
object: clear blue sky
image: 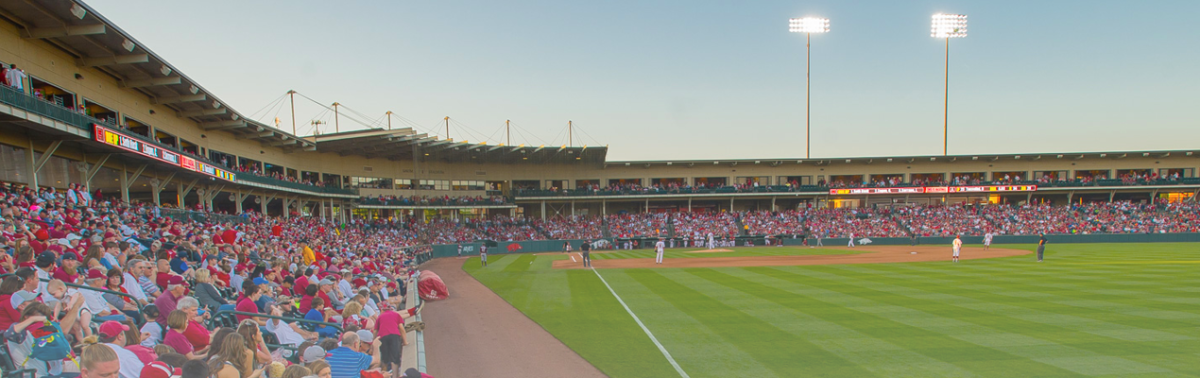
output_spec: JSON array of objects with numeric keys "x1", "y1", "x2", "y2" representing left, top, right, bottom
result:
[{"x1": 88, "y1": 0, "x2": 1200, "y2": 160}]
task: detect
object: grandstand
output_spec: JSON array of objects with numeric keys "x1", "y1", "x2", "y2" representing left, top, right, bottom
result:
[{"x1": 0, "y1": 1, "x2": 1198, "y2": 378}]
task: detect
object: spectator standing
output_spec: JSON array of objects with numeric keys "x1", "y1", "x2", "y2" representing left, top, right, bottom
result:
[{"x1": 5, "y1": 64, "x2": 25, "y2": 90}]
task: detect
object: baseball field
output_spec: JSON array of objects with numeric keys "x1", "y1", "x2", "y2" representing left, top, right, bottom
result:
[{"x1": 462, "y1": 243, "x2": 1200, "y2": 378}]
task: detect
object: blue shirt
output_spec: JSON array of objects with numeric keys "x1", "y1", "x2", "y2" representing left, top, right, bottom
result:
[{"x1": 325, "y1": 346, "x2": 371, "y2": 378}]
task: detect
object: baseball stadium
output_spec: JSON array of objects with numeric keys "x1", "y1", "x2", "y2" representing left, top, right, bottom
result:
[{"x1": 0, "y1": 1, "x2": 1197, "y2": 378}]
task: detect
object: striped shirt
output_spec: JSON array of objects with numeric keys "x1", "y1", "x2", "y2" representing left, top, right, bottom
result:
[{"x1": 326, "y1": 346, "x2": 372, "y2": 378}]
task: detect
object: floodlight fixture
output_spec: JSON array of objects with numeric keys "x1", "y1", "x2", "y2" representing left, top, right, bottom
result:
[
  {"x1": 931, "y1": 14, "x2": 967, "y2": 38},
  {"x1": 932, "y1": 13, "x2": 967, "y2": 156},
  {"x1": 788, "y1": 17, "x2": 829, "y2": 159},
  {"x1": 789, "y1": 17, "x2": 829, "y2": 34}
]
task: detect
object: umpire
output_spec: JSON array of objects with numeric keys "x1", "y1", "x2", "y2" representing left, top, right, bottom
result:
[
  {"x1": 581, "y1": 239, "x2": 592, "y2": 268},
  {"x1": 1037, "y1": 234, "x2": 1047, "y2": 262}
]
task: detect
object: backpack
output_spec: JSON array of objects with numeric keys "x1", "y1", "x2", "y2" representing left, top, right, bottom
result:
[{"x1": 23, "y1": 321, "x2": 74, "y2": 364}]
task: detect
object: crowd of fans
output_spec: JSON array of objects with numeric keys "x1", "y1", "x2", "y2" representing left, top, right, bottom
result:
[
  {"x1": 533, "y1": 216, "x2": 605, "y2": 240},
  {"x1": 0, "y1": 183, "x2": 434, "y2": 378}
]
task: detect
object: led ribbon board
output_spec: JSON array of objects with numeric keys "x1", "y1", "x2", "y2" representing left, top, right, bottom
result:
[
  {"x1": 830, "y1": 185, "x2": 1037, "y2": 195},
  {"x1": 94, "y1": 124, "x2": 236, "y2": 182}
]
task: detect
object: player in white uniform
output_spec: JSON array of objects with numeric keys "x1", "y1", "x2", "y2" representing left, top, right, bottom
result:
[
  {"x1": 706, "y1": 233, "x2": 715, "y2": 250},
  {"x1": 983, "y1": 232, "x2": 993, "y2": 250},
  {"x1": 952, "y1": 235, "x2": 962, "y2": 262},
  {"x1": 655, "y1": 237, "x2": 666, "y2": 264},
  {"x1": 847, "y1": 233, "x2": 855, "y2": 248}
]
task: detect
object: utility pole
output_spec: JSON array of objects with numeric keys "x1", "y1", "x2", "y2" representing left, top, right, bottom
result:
[
  {"x1": 332, "y1": 102, "x2": 341, "y2": 133},
  {"x1": 506, "y1": 120, "x2": 510, "y2": 145},
  {"x1": 386, "y1": 111, "x2": 393, "y2": 130},
  {"x1": 288, "y1": 90, "x2": 296, "y2": 135},
  {"x1": 444, "y1": 116, "x2": 450, "y2": 140},
  {"x1": 568, "y1": 120, "x2": 573, "y2": 147}
]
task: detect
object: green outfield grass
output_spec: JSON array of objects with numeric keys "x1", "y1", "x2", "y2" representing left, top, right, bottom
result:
[{"x1": 464, "y1": 243, "x2": 1200, "y2": 378}]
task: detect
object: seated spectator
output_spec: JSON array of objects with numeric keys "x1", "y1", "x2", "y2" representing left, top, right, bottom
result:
[
  {"x1": 104, "y1": 268, "x2": 145, "y2": 325},
  {"x1": 162, "y1": 310, "x2": 204, "y2": 359},
  {"x1": 306, "y1": 360, "x2": 331, "y2": 378},
  {"x1": 154, "y1": 276, "x2": 189, "y2": 325},
  {"x1": 326, "y1": 331, "x2": 375, "y2": 378},
  {"x1": 207, "y1": 332, "x2": 262, "y2": 378},
  {"x1": 7, "y1": 301, "x2": 82, "y2": 376},
  {"x1": 138, "y1": 305, "x2": 164, "y2": 348},
  {"x1": 304, "y1": 297, "x2": 339, "y2": 338},
  {"x1": 192, "y1": 269, "x2": 228, "y2": 311},
  {"x1": 82, "y1": 268, "x2": 130, "y2": 324},
  {"x1": 177, "y1": 297, "x2": 212, "y2": 353},
  {"x1": 236, "y1": 320, "x2": 274, "y2": 366},
  {"x1": 281, "y1": 365, "x2": 312, "y2": 378},
  {"x1": 81, "y1": 343, "x2": 122, "y2": 378},
  {"x1": 95, "y1": 320, "x2": 146, "y2": 378},
  {"x1": 181, "y1": 360, "x2": 211, "y2": 378}
]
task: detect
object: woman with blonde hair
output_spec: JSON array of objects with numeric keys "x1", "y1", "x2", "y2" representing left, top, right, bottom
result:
[
  {"x1": 193, "y1": 268, "x2": 228, "y2": 310},
  {"x1": 208, "y1": 333, "x2": 265, "y2": 378},
  {"x1": 340, "y1": 301, "x2": 372, "y2": 330},
  {"x1": 279, "y1": 365, "x2": 311, "y2": 378},
  {"x1": 305, "y1": 360, "x2": 331, "y2": 378}
]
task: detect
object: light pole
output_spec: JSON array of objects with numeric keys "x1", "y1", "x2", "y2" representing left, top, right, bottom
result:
[
  {"x1": 789, "y1": 17, "x2": 829, "y2": 159},
  {"x1": 931, "y1": 13, "x2": 967, "y2": 156}
]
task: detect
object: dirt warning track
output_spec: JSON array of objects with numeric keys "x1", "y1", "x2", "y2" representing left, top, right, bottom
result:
[{"x1": 552, "y1": 246, "x2": 1031, "y2": 270}]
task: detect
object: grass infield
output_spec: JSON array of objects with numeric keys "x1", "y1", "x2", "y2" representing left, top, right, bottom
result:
[{"x1": 464, "y1": 243, "x2": 1200, "y2": 378}]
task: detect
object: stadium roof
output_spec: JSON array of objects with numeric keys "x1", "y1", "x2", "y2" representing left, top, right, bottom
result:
[
  {"x1": 606, "y1": 150, "x2": 1197, "y2": 167},
  {"x1": 310, "y1": 128, "x2": 607, "y2": 164},
  {"x1": 0, "y1": 0, "x2": 315, "y2": 151}
]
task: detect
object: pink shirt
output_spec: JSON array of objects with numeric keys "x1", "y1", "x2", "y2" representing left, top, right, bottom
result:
[
  {"x1": 374, "y1": 310, "x2": 403, "y2": 338},
  {"x1": 162, "y1": 329, "x2": 193, "y2": 355}
]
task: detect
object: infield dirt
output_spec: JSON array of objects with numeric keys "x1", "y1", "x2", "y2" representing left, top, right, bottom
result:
[{"x1": 552, "y1": 245, "x2": 1030, "y2": 269}]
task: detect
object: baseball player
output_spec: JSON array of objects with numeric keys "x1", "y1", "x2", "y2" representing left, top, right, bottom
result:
[
  {"x1": 480, "y1": 244, "x2": 488, "y2": 267},
  {"x1": 457, "y1": 243, "x2": 462, "y2": 257},
  {"x1": 983, "y1": 232, "x2": 993, "y2": 250},
  {"x1": 1037, "y1": 234, "x2": 1047, "y2": 262},
  {"x1": 952, "y1": 235, "x2": 962, "y2": 263},
  {"x1": 655, "y1": 237, "x2": 666, "y2": 264},
  {"x1": 847, "y1": 233, "x2": 855, "y2": 248},
  {"x1": 581, "y1": 239, "x2": 592, "y2": 268},
  {"x1": 706, "y1": 233, "x2": 715, "y2": 250},
  {"x1": 815, "y1": 233, "x2": 823, "y2": 247}
]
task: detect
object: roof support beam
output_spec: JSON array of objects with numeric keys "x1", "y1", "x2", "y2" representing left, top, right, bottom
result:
[
  {"x1": 24, "y1": 24, "x2": 106, "y2": 39},
  {"x1": 199, "y1": 120, "x2": 246, "y2": 130},
  {"x1": 179, "y1": 108, "x2": 228, "y2": 117},
  {"x1": 121, "y1": 77, "x2": 182, "y2": 88},
  {"x1": 152, "y1": 94, "x2": 207, "y2": 105},
  {"x1": 78, "y1": 54, "x2": 148, "y2": 67}
]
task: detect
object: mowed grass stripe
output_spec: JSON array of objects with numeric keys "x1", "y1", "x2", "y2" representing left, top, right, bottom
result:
[
  {"x1": 597, "y1": 270, "x2": 783, "y2": 378},
  {"x1": 854, "y1": 263, "x2": 1200, "y2": 332},
  {"x1": 624, "y1": 269, "x2": 879, "y2": 377},
  {"x1": 503, "y1": 254, "x2": 537, "y2": 272},
  {"x1": 757, "y1": 267, "x2": 1175, "y2": 376},
  {"x1": 657, "y1": 269, "x2": 976, "y2": 378},
  {"x1": 692, "y1": 267, "x2": 1087, "y2": 378}
]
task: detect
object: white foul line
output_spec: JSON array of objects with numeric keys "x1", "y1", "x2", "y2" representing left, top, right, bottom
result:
[
  {"x1": 570, "y1": 255, "x2": 577, "y2": 262},
  {"x1": 591, "y1": 267, "x2": 691, "y2": 378}
]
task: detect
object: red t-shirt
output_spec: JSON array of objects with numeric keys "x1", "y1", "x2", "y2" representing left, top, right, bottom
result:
[
  {"x1": 234, "y1": 296, "x2": 259, "y2": 322},
  {"x1": 298, "y1": 295, "x2": 314, "y2": 314},
  {"x1": 271, "y1": 225, "x2": 282, "y2": 237},
  {"x1": 52, "y1": 267, "x2": 78, "y2": 284},
  {"x1": 316, "y1": 290, "x2": 332, "y2": 310},
  {"x1": 0, "y1": 294, "x2": 22, "y2": 331},
  {"x1": 183, "y1": 320, "x2": 211, "y2": 350},
  {"x1": 295, "y1": 276, "x2": 309, "y2": 292},
  {"x1": 222, "y1": 230, "x2": 238, "y2": 245},
  {"x1": 162, "y1": 329, "x2": 193, "y2": 355},
  {"x1": 156, "y1": 272, "x2": 171, "y2": 290}
]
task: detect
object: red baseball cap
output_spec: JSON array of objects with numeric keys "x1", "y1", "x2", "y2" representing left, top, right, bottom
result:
[
  {"x1": 86, "y1": 269, "x2": 106, "y2": 280},
  {"x1": 98, "y1": 321, "x2": 129, "y2": 339},
  {"x1": 167, "y1": 275, "x2": 187, "y2": 286},
  {"x1": 139, "y1": 361, "x2": 173, "y2": 378}
]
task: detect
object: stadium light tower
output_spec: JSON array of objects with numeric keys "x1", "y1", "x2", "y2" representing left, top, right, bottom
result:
[
  {"x1": 931, "y1": 13, "x2": 967, "y2": 156},
  {"x1": 789, "y1": 17, "x2": 829, "y2": 159}
]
